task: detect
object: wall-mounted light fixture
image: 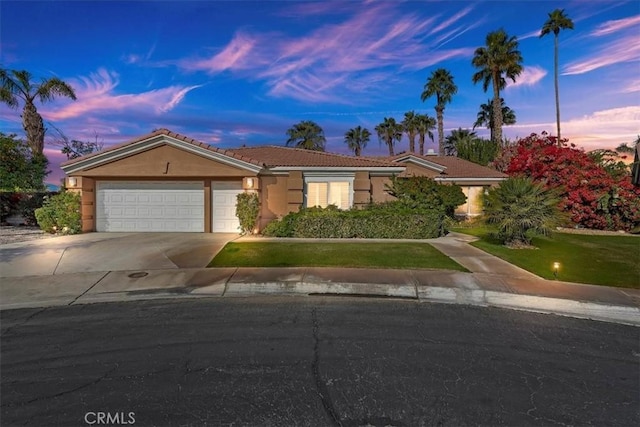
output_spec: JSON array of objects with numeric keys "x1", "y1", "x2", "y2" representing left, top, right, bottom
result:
[
  {"x1": 553, "y1": 262, "x2": 560, "y2": 279},
  {"x1": 246, "y1": 177, "x2": 254, "y2": 189},
  {"x1": 68, "y1": 177, "x2": 77, "y2": 188}
]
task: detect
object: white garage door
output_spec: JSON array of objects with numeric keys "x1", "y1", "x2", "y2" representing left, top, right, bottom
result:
[
  {"x1": 212, "y1": 181, "x2": 243, "y2": 233},
  {"x1": 96, "y1": 181, "x2": 204, "y2": 232}
]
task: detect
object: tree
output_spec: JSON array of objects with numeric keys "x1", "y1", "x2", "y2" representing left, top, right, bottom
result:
[
  {"x1": 49, "y1": 124, "x2": 104, "y2": 160},
  {"x1": 499, "y1": 132, "x2": 640, "y2": 231},
  {"x1": 401, "y1": 111, "x2": 419, "y2": 153},
  {"x1": 0, "y1": 69, "x2": 77, "y2": 155},
  {"x1": 421, "y1": 68, "x2": 457, "y2": 156},
  {"x1": 540, "y1": 9, "x2": 574, "y2": 144},
  {"x1": 484, "y1": 177, "x2": 561, "y2": 246},
  {"x1": 416, "y1": 114, "x2": 436, "y2": 155},
  {"x1": 445, "y1": 128, "x2": 477, "y2": 156},
  {"x1": 0, "y1": 133, "x2": 48, "y2": 192},
  {"x1": 471, "y1": 29, "x2": 523, "y2": 145},
  {"x1": 455, "y1": 137, "x2": 500, "y2": 167},
  {"x1": 375, "y1": 117, "x2": 403, "y2": 156},
  {"x1": 344, "y1": 125, "x2": 371, "y2": 157},
  {"x1": 473, "y1": 98, "x2": 516, "y2": 142},
  {"x1": 285, "y1": 120, "x2": 326, "y2": 151}
]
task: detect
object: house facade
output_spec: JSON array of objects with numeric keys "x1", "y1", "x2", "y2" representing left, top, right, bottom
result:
[{"x1": 61, "y1": 129, "x2": 506, "y2": 233}]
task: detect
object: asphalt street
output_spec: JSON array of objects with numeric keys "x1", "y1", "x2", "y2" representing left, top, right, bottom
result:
[{"x1": 1, "y1": 297, "x2": 638, "y2": 426}]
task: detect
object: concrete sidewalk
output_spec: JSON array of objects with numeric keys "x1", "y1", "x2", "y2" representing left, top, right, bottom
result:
[{"x1": 1, "y1": 233, "x2": 638, "y2": 326}]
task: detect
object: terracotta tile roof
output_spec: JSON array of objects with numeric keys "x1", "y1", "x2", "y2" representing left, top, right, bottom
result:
[
  {"x1": 228, "y1": 146, "x2": 401, "y2": 168},
  {"x1": 60, "y1": 128, "x2": 264, "y2": 168},
  {"x1": 380, "y1": 153, "x2": 508, "y2": 179}
]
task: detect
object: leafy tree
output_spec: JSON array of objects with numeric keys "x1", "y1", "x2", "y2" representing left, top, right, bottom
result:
[
  {"x1": 588, "y1": 149, "x2": 630, "y2": 180},
  {"x1": 421, "y1": 68, "x2": 457, "y2": 155},
  {"x1": 385, "y1": 175, "x2": 466, "y2": 218},
  {"x1": 484, "y1": 176, "x2": 561, "y2": 246},
  {"x1": 375, "y1": 117, "x2": 403, "y2": 156},
  {"x1": 0, "y1": 69, "x2": 76, "y2": 155},
  {"x1": 0, "y1": 132, "x2": 47, "y2": 192},
  {"x1": 401, "y1": 111, "x2": 419, "y2": 153},
  {"x1": 49, "y1": 124, "x2": 104, "y2": 160},
  {"x1": 500, "y1": 132, "x2": 640, "y2": 231},
  {"x1": 344, "y1": 125, "x2": 371, "y2": 157},
  {"x1": 285, "y1": 120, "x2": 326, "y2": 151},
  {"x1": 540, "y1": 9, "x2": 574, "y2": 143},
  {"x1": 473, "y1": 98, "x2": 516, "y2": 142},
  {"x1": 472, "y1": 29, "x2": 523, "y2": 145},
  {"x1": 445, "y1": 128, "x2": 477, "y2": 156},
  {"x1": 455, "y1": 136, "x2": 500, "y2": 166},
  {"x1": 415, "y1": 113, "x2": 436, "y2": 155}
]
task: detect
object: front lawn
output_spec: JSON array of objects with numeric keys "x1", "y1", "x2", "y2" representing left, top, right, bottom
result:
[
  {"x1": 209, "y1": 241, "x2": 467, "y2": 271},
  {"x1": 453, "y1": 227, "x2": 639, "y2": 288}
]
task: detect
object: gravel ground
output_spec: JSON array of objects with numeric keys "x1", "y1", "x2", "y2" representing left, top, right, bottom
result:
[{"x1": 0, "y1": 226, "x2": 58, "y2": 245}]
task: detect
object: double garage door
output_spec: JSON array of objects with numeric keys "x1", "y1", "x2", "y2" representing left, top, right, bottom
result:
[{"x1": 96, "y1": 181, "x2": 243, "y2": 233}]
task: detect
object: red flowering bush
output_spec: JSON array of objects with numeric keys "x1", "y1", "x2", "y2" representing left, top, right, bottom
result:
[{"x1": 495, "y1": 132, "x2": 640, "y2": 231}]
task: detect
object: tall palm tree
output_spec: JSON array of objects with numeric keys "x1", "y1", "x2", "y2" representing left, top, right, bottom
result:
[
  {"x1": 540, "y1": 9, "x2": 574, "y2": 144},
  {"x1": 473, "y1": 98, "x2": 516, "y2": 141},
  {"x1": 285, "y1": 120, "x2": 326, "y2": 151},
  {"x1": 401, "y1": 111, "x2": 419, "y2": 153},
  {"x1": 415, "y1": 114, "x2": 436, "y2": 155},
  {"x1": 0, "y1": 68, "x2": 77, "y2": 155},
  {"x1": 375, "y1": 117, "x2": 402, "y2": 156},
  {"x1": 421, "y1": 68, "x2": 457, "y2": 156},
  {"x1": 344, "y1": 125, "x2": 371, "y2": 157},
  {"x1": 471, "y1": 29, "x2": 523, "y2": 146}
]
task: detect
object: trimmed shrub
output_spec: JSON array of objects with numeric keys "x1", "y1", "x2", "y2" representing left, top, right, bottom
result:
[
  {"x1": 35, "y1": 191, "x2": 81, "y2": 234},
  {"x1": 262, "y1": 205, "x2": 445, "y2": 239},
  {"x1": 385, "y1": 176, "x2": 466, "y2": 218},
  {"x1": 235, "y1": 192, "x2": 260, "y2": 235}
]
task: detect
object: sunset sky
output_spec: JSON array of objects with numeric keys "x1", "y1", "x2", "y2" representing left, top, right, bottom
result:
[{"x1": 1, "y1": 0, "x2": 638, "y2": 184}]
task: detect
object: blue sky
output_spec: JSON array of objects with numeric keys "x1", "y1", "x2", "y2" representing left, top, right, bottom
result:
[{"x1": 1, "y1": 0, "x2": 638, "y2": 184}]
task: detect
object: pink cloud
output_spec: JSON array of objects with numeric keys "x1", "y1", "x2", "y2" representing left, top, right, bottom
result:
[
  {"x1": 591, "y1": 15, "x2": 640, "y2": 36},
  {"x1": 563, "y1": 34, "x2": 640, "y2": 75},
  {"x1": 507, "y1": 66, "x2": 547, "y2": 89},
  {"x1": 175, "y1": 3, "x2": 475, "y2": 104},
  {"x1": 41, "y1": 69, "x2": 202, "y2": 120}
]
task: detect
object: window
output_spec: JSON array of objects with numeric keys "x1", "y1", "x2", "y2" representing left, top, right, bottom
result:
[{"x1": 305, "y1": 181, "x2": 352, "y2": 209}]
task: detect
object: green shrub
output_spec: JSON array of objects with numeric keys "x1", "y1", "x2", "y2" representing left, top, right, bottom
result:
[
  {"x1": 35, "y1": 191, "x2": 81, "y2": 234},
  {"x1": 235, "y1": 192, "x2": 260, "y2": 235},
  {"x1": 385, "y1": 176, "x2": 465, "y2": 217},
  {"x1": 262, "y1": 205, "x2": 445, "y2": 239},
  {"x1": 18, "y1": 192, "x2": 50, "y2": 226},
  {"x1": 483, "y1": 177, "x2": 562, "y2": 246}
]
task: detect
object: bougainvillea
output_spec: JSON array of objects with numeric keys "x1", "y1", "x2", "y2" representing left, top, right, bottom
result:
[{"x1": 494, "y1": 132, "x2": 640, "y2": 231}]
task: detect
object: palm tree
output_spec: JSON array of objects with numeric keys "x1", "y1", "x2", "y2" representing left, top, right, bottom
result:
[
  {"x1": 375, "y1": 117, "x2": 403, "y2": 156},
  {"x1": 285, "y1": 120, "x2": 326, "y2": 151},
  {"x1": 415, "y1": 114, "x2": 436, "y2": 155},
  {"x1": 401, "y1": 111, "x2": 419, "y2": 153},
  {"x1": 344, "y1": 125, "x2": 371, "y2": 157},
  {"x1": 445, "y1": 128, "x2": 477, "y2": 157},
  {"x1": 473, "y1": 98, "x2": 516, "y2": 141},
  {"x1": 0, "y1": 69, "x2": 77, "y2": 155},
  {"x1": 540, "y1": 9, "x2": 574, "y2": 144},
  {"x1": 471, "y1": 29, "x2": 523, "y2": 145},
  {"x1": 421, "y1": 68, "x2": 457, "y2": 156}
]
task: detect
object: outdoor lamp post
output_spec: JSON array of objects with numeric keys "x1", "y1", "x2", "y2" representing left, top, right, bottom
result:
[{"x1": 553, "y1": 262, "x2": 560, "y2": 279}]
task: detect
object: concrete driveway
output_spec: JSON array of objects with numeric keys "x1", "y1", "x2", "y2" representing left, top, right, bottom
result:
[{"x1": 0, "y1": 233, "x2": 237, "y2": 278}]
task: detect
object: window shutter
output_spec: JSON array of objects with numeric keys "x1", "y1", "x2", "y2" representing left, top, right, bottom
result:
[{"x1": 329, "y1": 182, "x2": 350, "y2": 209}]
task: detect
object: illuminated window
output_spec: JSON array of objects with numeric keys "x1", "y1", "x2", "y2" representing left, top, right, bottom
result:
[{"x1": 305, "y1": 180, "x2": 352, "y2": 209}]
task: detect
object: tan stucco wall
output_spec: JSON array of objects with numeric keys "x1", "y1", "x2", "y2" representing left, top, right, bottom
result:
[
  {"x1": 353, "y1": 171, "x2": 371, "y2": 207},
  {"x1": 287, "y1": 171, "x2": 304, "y2": 213},
  {"x1": 370, "y1": 176, "x2": 395, "y2": 203},
  {"x1": 65, "y1": 176, "x2": 96, "y2": 232},
  {"x1": 80, "y1": 144, "x2": 252, "y2": 177},
  {"x1": 258, "y1": 175, "x2": 290, "y2": 229}
]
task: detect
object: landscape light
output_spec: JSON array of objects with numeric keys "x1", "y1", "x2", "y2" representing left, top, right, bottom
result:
[{"x1": 553, "y1": 262, "x2": 560, "y2": 279}]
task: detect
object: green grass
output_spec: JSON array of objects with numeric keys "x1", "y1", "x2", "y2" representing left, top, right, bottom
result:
[
  {"x1": 452, "y1": 227, "x2": 640, "y2": 288},
  {"x1": 209, "y1": 242, "x2": 468, "y2": 271}
]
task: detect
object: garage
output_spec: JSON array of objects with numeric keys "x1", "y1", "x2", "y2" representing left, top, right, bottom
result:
[
  {"x1": 212, "y1": 181, "x2": 243, "y2": 233},
  {"x1": 96, "y1": 181, "x2": 205, "y2": 232}
]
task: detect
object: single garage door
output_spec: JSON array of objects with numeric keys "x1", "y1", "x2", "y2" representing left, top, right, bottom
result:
[
  {"x1": 96, "y1": 181, "x2": 205, "y2": 232},
  {"x1": 212, "y1": 181, "x2": 243, "y2": 233}
]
